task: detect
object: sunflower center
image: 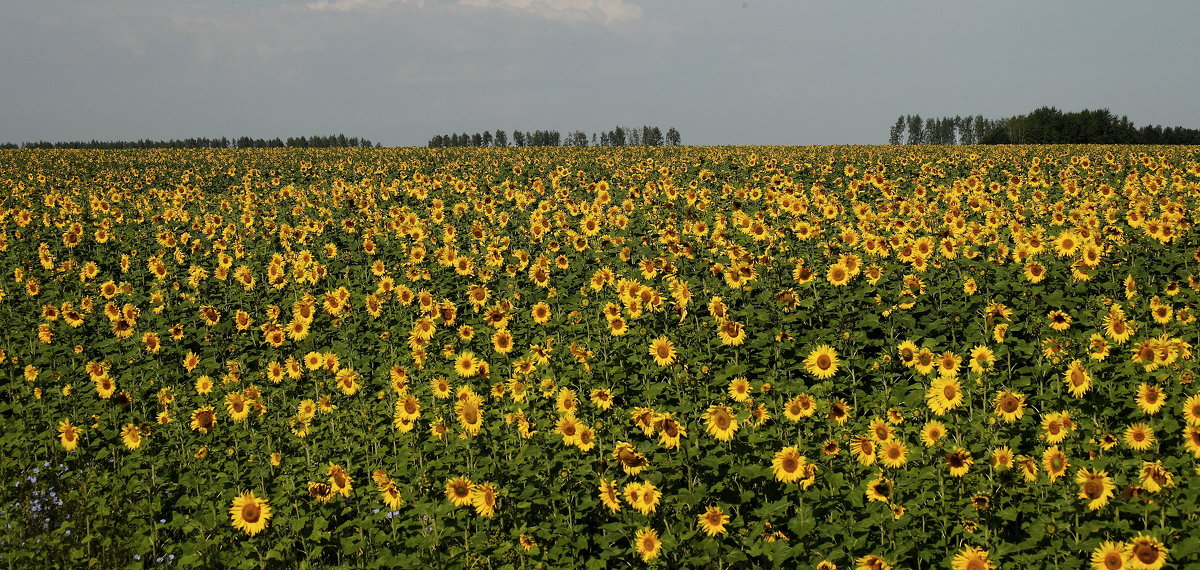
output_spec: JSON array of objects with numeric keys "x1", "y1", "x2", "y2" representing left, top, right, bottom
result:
[
  {"x1": 657, "y1": 345, "x2": 671, "y2": 359},
  {"x1": 1103, "y1": 553, "x2": 1123, "y2": 570},
  {"x1": 1001, "y1": 396, "x2": 1018, "y2": 413},
  {"x1": 943, "y1": 385, "x2": 957, "y2": 400},
  {"x1": 782, "y1": 457, "x2": 798, "y2": 472},
  {"x1": 816, "y1": 355, "x2": 831, "y2": 369},
  {"x1": 241, "y1": 503, "x2": 260, "y2": 523},
  {"x1": 716, "y1": 414, "x2": 731, "y2": 430},
  {"x1": 1133, "y1": 543, "x2": 1159, "y2": 564},
  {"x1": 1083, "y1": 480, "x2": 1103, "y2": 499}
]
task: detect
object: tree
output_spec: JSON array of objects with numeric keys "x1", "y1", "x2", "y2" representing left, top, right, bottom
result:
[
  {"x1": 494, "y1": 130, "x2": 507, "y2": 147},
  {"x1": 482, "y1": 131, "x2": 493, "y2": 147},
  {"x1": 905, "y1": 115, "x2": 924, "y2": 145},
  {"x1": 666, "y1": 127, "x2": 681, "y2": 146},
  {"x1": 888, "y1": 116, "x2": 905, "y2": 145},
  {"x1": 513, "y1": 130, "x2": 525, "y2": 147}
]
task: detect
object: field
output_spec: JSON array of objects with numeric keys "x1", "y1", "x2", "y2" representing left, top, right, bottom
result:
[{"x1": 1, "y1": 145, "x2": 1199, "y2": 569}]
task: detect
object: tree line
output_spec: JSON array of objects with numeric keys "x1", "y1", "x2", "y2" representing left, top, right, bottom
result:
[
  {"x1": 428, "y1": 126, "x2": 681, "y2": 148},
  {"x1": 1, "y1": 134, "x2": 378, "y2": 150},
  {"x1": 889, "y1": 107, "x2": 1200, "y2": 145}
]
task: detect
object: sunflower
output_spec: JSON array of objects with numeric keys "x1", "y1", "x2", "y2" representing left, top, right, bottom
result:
[
  {"x1": 121, "y1": 423, "x2": 142, "y2": 450},
  {"x1": 556, "y1": 414, "x2": 582, "y2": 446},
  {"x1": 913, "y1": 348, "x2": 936, "y2": 376},
  {"x1": 804, "y1": 345, "x2": 839, "y2": 379},
  {"x1": 1104, "y1": 306, "x2": 1135, "y2": 344},
  {"x1": 879, "y1": 440, "x2": 908, "y2": 468},
  {"x1": 704, "y1": 404, "x2": 738, "y2": 441},
  {"x1": 950, "y1": 546, "x2": 994, "y2": 570},
  {"x1": 1090, "y1": 541, "x2": 1128, "y2": 570},
  {"x1": 1043, "y1": 445, "x2": 1068, "y2": 482},
  {"x1": 1047, "y1": 310, "x2": 1072, "y2": 331},
  {"x1": 717, "y1": 320, "x2": 746, "y2": 346},
  {"x1": 991, "y1": 446, "x2": 1014, "y2": 470},
  {"x1": 229, "y1": 490, "x2": 271, "y2": 536},
  {"x1": 771, "y1": 446, "x2": 808, "y2": 484},
  {"x1": 926, "y1": 376, "x2": 963, "y2": 416},
  {"x1": 445, "y1": 477, "x2": 473, "y2": 507},
  {"x1": 993, "y1": 390, "x2": 1025, "y2": 423},
  {"x1": 1185, "y1": 426, "x2": 1200, "y2": 458},
  {"x1": 431, "y1": 377, "x2": 452, "y2": 399},
  {"x1": 455, "y1": 396, "x2": 483, "y2": 435},
  {"x1": 598, "y1": 479, "x2": 622, "y2": 513},
  {"x1": 856, "y1": 554, "x2": 891, "y2": 570},
  {"x1": 1124, "y1": 423, "x2": 1154, "y2": 451},
  {"x1": 851, "y1": 435, "x2": 878, "y2": 466},
  {"x1": 920, "y1": 420, "x2": 946, "y2": 447},
  {"x1": 1089, "y1": 333, "x2": 1111, "y2": 361},
  {"x1": 649, "y1": 336, "x2": 676, "y2": 367},
  {"x1": 968, "y1": 345, "x2": 995, "y2": 374},
  {"x1": 530, "y1": 302, "x2": 551, "y2": 324},
  {"x1": 783, "y1": 394, "x2": 817, "y2": 421},
  {"x1": 727, "y1": 376, "x2": 752, "y2": 402},
  {"x1": 946, "y1": 447, "x2": 973, "y2": 477},
  {"x1": 379, "y1": 481, "x2": 403, "y2": 509},
  {"x1": 225, "y1": 392, "x2": 250, "y2": 423},
  {"x1": 828, "y1": 399, "x2": 851, "y2": 425},
  {"x1": 869, "y1": 418, "x2": 893, "y2": 442},
  {"x1": 1127, "y1": 534, "x2": 1168, "y2": 570},
  {"x1": 453, "y1": 351, "x2": 478, "y2": 378},
  {"x1": 865, "y1": 473, "x2": 893, "y2": 503},
  {"x1": 1064, "y1": 360, "x2": 1092, "y2": 398},
  {"x1": 1076, "y1": 468, "x2": 1115, "y2": 510},
  {"x1": 613, "y1": 442, "x2": 650, "y2": 475},
  {"x1": 634, "y1": 527, "x2": 662, "y2": 562},
  {"x1": 1139, "y1": 460, "x2": 1174, "y2": 493},
  {"x1": 653, "y1": 413, "x2": 685, "y2": 449},
  {"x1": 826, "y1": 263, "x2": 851, "y2": 286},
  {"x1": 629, "y1": 481, "x2": 660, "y2": 515},
  {"x1": 697, "y1": 506, "x2": 729, "y2": 537},
  {"x1": 1135, "y1": 384, "x2": 1165, "y2": 415},
  {"x1": 470, "y1": 482, "x2": 498, "y2": 518},
  {"x1": 937, "y1": 351, "x2": 961, "y2": 377},
  {"x1": 327, "y1": 463, "x2": 354, "y2": 497},
  {"x1": 590, "y1": 388, "x2": 614, "y2": 410},
  {"x1": 190, "y1": 406, "x2": 217, "y2": 434},
  {"x1": 58, "y1": 419, "x2": 80, "y2": 451}
]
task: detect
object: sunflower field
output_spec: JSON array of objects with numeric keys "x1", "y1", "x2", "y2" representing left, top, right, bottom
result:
[{"x1": 2, "y1": 145, "x2": 1199, "y2": 569}]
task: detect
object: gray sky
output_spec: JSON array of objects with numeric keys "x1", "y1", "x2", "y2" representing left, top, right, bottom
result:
[{"x1": 3, "y1": 0, "x2": 1199, "y2": 147}]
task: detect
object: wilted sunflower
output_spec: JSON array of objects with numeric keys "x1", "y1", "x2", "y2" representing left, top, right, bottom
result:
[
  {"x1": 613, "y1": 442, "x2": 650, "y2": 475},
  {"x1": 229, "y1": 490, "x2": 271, "y2": 536},
  {"x1": 804, "y1": 345, "x2": 839, "y2": 379}
]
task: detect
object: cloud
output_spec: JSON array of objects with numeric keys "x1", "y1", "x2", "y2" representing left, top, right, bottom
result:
[
  {"x1": 307, "y1": 0, "x2": 423, "y2": 13},
  {"x1": 455, "y1": 0, "x2": 642, "y2": 24}
]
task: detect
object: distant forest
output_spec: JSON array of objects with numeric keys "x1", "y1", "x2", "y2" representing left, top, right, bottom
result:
[
  {"x1": 427, "y1": 126, "x2": 681, "y2": 148},
  {"x1": 0, "y1": 134, "x2": 378, "y2": 150},
  {"x1": 889, "y1": 107, "x2": 1200, "y2": 145}
]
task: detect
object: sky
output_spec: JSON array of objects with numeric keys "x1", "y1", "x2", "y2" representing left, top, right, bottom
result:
[{"x1": 3, "y1": 0, "x2": 1199, "y2": 147}]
